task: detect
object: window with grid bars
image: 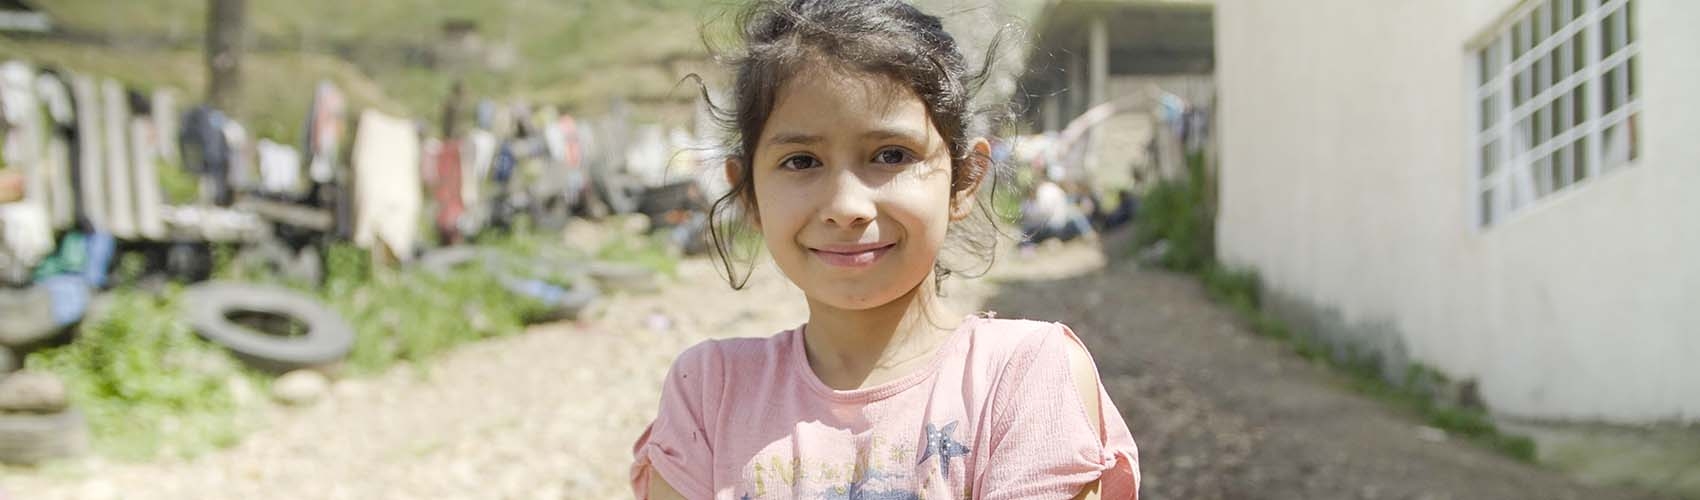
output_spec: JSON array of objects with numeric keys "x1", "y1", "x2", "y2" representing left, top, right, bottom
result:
[{"x1": 1473, "y1": 0, "x2": 1639, "y2": 228}]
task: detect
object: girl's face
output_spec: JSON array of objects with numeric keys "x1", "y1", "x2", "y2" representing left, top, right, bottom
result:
[{"x1": 741, "y1": 64, "x2": 977, "y2": 311}]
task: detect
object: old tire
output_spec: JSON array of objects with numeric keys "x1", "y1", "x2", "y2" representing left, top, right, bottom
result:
[
  {"x1": 413, "y1": 247, "x2": 488, "y2": 277},
  {"x1": 597, "y1": 174, "x2": 641, "y2": 215},
  {"x1": 0, "y1": 285, "x2": 66, "y2": 349},
  {"x1": 181, "y1": 282, "x2": 354, "y2": 373},
  {"x1": 500, "y1": 277, "x2": 601, "y2": 323},
  {"x1": 636, "y1": 180, "x2": 699, "y2": 220},
  {"x1": 0, "y1": 410, "x2": 88, "y2": 465},
  {"x1": 235, "y1": 241, "x2": 322, "y2": 285},
  {"x1": 531, "y1": 194, "x2": 572, "y2": 233}
]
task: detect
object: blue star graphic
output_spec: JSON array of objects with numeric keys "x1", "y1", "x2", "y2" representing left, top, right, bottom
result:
[{"x1": 916, "y1": 421, "x2": 971, "y2": 475}]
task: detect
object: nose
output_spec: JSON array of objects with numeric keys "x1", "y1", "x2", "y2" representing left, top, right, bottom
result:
[{"x1": 819, "y1": 166, "x2": 876, "y2": 228}]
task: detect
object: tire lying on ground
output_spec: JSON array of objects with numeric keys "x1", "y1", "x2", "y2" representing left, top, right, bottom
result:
[
  {"x1": 0, "y1": 285, "x2": 57, "y2": 348},
  {"x1": 180, "y1": 282, "x2": 354, "y2": 373},
  {"x1": 235, "y1": 241, "x2": 324, "y2": 285},
  {"x1": 500, "y1": 277, "x2": 601, "y2": 323},
  {"x1": 0, "y1": 409, "x2": 87, "y2": 465},
  {"x1": 413, "y1": 246, "x2": 489, "y2": 277},
  {"x1": 530, "y1": 194, "x2": 572, "y2": 233}
]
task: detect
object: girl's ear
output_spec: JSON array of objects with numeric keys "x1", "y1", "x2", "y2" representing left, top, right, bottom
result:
[
  {"x1": 950, "y1": 138, "x2": 992, "y2": 221},
  {"x1": 725, "y1": 157, "x2": 760, "y2": 229}
]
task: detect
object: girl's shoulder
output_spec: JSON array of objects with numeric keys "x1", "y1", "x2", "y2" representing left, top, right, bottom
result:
[
  {"x1": 966, "y1": 315, "x2": 1084, "y2": 356},
  {"x1": 665, "y1": 327, "x2": 802, "y2": 378},
  {"x1": 964, "y1": 316, "x2": 1102, "y2": 389}
]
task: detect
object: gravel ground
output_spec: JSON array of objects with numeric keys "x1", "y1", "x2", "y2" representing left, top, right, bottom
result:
[
  {"x1": 0, "y1": 233, "x2": 1670, "y2": 499},
  {"x1": 0, "y1": 256, "x2": 832, "y2": 500}
]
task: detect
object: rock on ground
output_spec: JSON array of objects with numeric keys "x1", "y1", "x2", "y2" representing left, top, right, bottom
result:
[
  {"x1": 270, "y1": 370, "x2": 329, "y2": 407},
  {"x1": 0, "y1": 371, "x2": 68, "y2": 413}
]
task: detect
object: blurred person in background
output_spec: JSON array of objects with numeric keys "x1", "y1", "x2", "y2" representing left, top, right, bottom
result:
[{"x1": 1019, "y1": 177, "x2": 1094, "y2": 254}]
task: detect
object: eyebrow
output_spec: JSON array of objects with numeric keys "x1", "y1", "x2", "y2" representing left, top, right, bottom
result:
[
  {"x1": 763, "y1": 128, "x2": 927, "y2": 147},
  {"x1": 863, "y1": 128, "x2": 927, "y2": 143},
  {"x1": 765, "y1": 132, "x2": 823, "y2": 146}
]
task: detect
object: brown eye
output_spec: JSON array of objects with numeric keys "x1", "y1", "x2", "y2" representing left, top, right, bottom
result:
[
  {"x1": 873, "y1": 147, "x2": 916, "y2": 165},
  {"x1": 780, "y1": 155, "x2": 821, "y2": 171}
]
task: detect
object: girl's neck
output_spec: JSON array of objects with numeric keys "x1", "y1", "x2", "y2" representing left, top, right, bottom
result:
[{"x1": 801, "y1": 277, "x2": 960, "y2": 391}]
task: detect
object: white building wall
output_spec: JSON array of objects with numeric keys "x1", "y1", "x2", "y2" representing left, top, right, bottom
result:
[{"x1": 1214, "y1": 0, "x2": 1700, "y2": 422}]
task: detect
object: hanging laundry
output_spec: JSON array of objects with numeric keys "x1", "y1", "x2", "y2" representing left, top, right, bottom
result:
[
  {"x1": 179, "y1": 105, "x2": 233, "y2": 205},
  {"x1": 302, "y1": 81, "x2": 345, "y2": 186},
  {"x1": 0, "y1": 203, "x2": 51, "y2": 277},
  {"x1": 257, "y1": 139, "x2": 303, "y2": 196},
  {"x1": 221, "y1": 118, "x2": 254, "y2": 194},
  {"x1": 351, "y1": 109, "x2": 421, "y2": 261},
  {"x1": 0, "y1": 63, "x2": 48, "y2": 219},
  {"x1": 463, "y1": 128, "x2": 495, "y2": 208}
]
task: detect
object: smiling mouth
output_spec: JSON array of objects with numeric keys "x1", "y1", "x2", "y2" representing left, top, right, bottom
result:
[{"x1": 809, "y1": 243, "x2": 896, "y2": 268}]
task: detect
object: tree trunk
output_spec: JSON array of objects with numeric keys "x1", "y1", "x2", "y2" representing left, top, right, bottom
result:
[{"x1": 205, "y1": 0, "x2": 246, "y2": 116}]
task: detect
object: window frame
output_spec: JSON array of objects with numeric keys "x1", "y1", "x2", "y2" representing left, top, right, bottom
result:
[{"x1": 1467, "y1": 0, "x2": 1641, "y2": 230}]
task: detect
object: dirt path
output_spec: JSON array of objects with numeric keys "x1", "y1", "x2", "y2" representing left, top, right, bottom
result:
[
  {"x1": 983, "y1": 236, "x2": 1670, "y2": 500},
  {"x1": 0, "y1": 234, "x2": 1667, "y2": 499}
]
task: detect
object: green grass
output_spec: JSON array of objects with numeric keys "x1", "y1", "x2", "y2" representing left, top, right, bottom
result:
[
  {"x1": 1135, "y1": 153, "x2": 1215, "y2": 272},
  {"x1": 24, "y1": 289, "x2": 267, "y2": 460},
  {"x1": 321, "y1": 243, "x2": 536, "y2": 375},
  {"x1": 22, "y1": 225, "x2": 677, "y2": 461}
]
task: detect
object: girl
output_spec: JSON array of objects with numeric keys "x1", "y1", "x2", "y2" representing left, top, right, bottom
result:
[{"x1": 633, "y1": 1, "x2": 1139, "y2": 498}]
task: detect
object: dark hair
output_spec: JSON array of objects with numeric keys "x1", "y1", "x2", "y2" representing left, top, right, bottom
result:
[{"x1": 699, "y1": 0, "x2": 1011, "y2": 289}]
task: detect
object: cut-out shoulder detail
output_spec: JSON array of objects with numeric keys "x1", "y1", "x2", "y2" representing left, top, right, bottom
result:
[{"x1": 1061, "y1": 327, "x2": 1106, "y2": 437}]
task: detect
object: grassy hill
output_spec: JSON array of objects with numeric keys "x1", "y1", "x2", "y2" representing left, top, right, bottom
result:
[
  {"x1": 11, "y1": 0, "x2": 1040, "y2": 143},
  {"x1": 16, "y1": 0, "x2": 720, "y2": 140}
]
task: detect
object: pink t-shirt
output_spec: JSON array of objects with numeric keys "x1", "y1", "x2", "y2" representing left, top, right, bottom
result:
[{"x1": 631, "y1": 315, "x2": 1140, "y2": 499}]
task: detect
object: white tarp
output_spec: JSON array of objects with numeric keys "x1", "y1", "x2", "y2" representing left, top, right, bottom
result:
[
  {"x1": 100, "y1": 79, "x2": 134, "y2": 238},
  {"x1": 70, "y1": 74, "x2": 107, "y2": 233},
  {"x1": 351, "y1": 109, "x2": 421, "y2": 260},
  {"x1": 151, "y1": 89, "x2": 178, "y2": 164},
  {"x1": 34, "y1": 72, "x2": 75, "y2": 230},
  {"x1": 130, "y1": 117, "x2": 166, "y2": 239}
]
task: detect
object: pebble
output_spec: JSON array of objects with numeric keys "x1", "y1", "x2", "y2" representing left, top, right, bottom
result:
[{"x1": 271, "y1": 370, "x2": 329, "y2": 406}]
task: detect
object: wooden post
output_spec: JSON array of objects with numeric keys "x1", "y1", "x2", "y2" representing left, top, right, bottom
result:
[{"x1": 206, "y1": 0, "x2": 246, "y2": 115}]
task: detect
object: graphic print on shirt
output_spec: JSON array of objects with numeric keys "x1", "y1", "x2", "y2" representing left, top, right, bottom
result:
[
  {"x1": 917, "y1": 421, "x2": 970, "y2": 475},
  {"x1": 738, "y1": 421, "x2": 971, "y2": 499}
]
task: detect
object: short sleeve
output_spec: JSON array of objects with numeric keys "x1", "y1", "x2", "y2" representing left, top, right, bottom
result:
[
  {"x1": 976, "y1": 323, "x2": 1141, "y2": 500},
  {"x1": 631, "y1": 341, "x2": 724, "y2": 499}
]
